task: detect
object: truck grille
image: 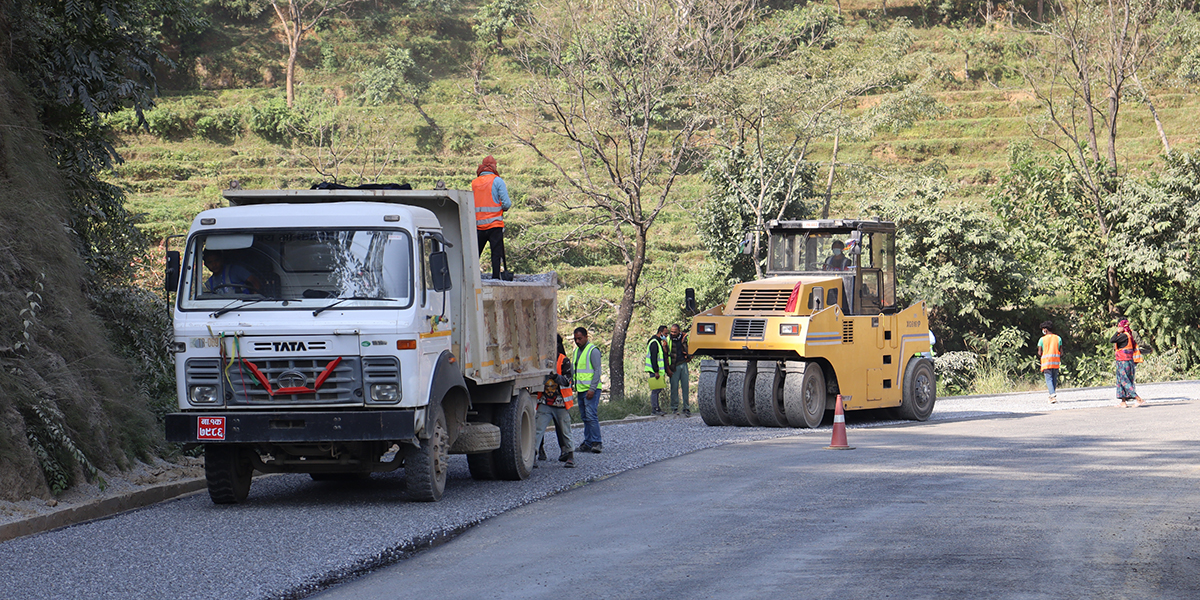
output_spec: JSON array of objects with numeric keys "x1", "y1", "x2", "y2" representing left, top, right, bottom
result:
[
  {"x1": 227, "y1": 357, "x2": 359, "y2": 405},
  {"x1": 842, "y1": 320, "x2": 854, "y2": 343},
  {"x1": 732, "y1": 288, "x2": 794, "y2": 312},
  {"x1": 730, "y1": 319, "x2": 767, "y2": 341}
]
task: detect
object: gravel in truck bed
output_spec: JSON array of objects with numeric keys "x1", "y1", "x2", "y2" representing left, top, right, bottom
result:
[{"x1": 1, "y1": 380, "x2": 1196, "y2": 600}]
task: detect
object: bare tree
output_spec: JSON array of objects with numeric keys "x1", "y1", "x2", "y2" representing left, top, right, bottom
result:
[
  {"x1": 477, "y1": 0, "x2": 763, "y2": 400},
  {"x1": 1018, "y1": 0, "x2": 1182, "y2": 312}
]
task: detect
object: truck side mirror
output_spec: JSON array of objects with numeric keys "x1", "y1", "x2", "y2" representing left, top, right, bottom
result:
[
  {"x1": 684, "y1": 288, "x2": 697, "y2": 315},
  {"x1": 429, "y1": 251, "x2": 452, "y2": 292},
  {"x1": 165, "y1": 250, "x2": 181, "y2": 292}
]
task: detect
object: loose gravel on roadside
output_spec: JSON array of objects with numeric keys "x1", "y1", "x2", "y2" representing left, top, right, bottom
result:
[{"x1": 0, "y1": 380, "x2": 1196, "y2": 600}]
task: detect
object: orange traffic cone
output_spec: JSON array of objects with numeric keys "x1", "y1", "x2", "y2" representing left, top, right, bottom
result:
[{"x1": 825, "y1": 394, "x2": 855, "y2": 450}]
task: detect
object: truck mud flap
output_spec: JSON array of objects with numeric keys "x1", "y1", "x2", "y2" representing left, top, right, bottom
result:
[{"x1": 165, "y1": 410, "x2": 416, "y2": 444}]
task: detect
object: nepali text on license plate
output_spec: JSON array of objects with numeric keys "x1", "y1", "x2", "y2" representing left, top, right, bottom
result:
[{"x1": 197, "y1": 416, "x2": 226, "y2": 440}]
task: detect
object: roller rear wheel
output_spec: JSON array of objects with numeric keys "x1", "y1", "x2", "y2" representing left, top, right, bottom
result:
[{"x1": 784, "y1": 362, "x2": 827, "y2": 429}]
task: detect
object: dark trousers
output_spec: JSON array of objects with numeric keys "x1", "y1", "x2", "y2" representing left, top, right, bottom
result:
[{"x1": 477, "y1": 227, "x2": 505, "y2": 279}]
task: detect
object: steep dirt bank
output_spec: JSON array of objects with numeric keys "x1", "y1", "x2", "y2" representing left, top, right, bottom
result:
[{"x1": 0, "y1": 66, "x2": 161, "y2": 501}]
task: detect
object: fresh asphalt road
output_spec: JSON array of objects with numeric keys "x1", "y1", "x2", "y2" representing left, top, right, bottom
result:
[
  {"x1": 318, "y1": 393, "x2": 1200, "y2": 600},
  {"x1": 1, "y1": 381, "x2": 1197, "y2": 600}
]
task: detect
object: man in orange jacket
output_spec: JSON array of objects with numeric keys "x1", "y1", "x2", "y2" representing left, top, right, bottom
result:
[{"x1": 471, "y1": 156, "x2": 512, "y2": 280}]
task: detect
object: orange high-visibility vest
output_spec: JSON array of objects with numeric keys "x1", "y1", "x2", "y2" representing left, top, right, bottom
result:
[
  {"x1": 537, "y1": 354, "x2": 575, "y2": 409},
  {"x1": 1115, "y1": 333, "x2": 1136, "y2": 362},
  {"x1": 1039, "y1": 334, "x2": 1061, "y2": 371},
  {"x1": 472, "y1": 173, "x2": 504, "y2": 230}
]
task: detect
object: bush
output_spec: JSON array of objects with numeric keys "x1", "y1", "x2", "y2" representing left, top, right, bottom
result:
[
  {"x1": 145, "y1": 107, "x2": 189, "y2": 139},
  {"x1": 106, "y1": 109, "x2": 142, "y2": 134},
  {"x1": 248, "y1": 98, "x2": 299, "y2": 145},
  {"x1": 195, "y1": 107, "x2": 244, "y2": 142}
]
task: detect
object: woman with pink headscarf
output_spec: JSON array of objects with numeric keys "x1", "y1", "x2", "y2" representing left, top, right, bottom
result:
[{"x1": 1109, "y1": 319, "x2": 1146, "y2": 408}]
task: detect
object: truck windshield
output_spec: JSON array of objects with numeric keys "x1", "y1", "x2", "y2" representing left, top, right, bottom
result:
[{"x1": 179, "y1": 228, "x2": 414, "y2": 310}]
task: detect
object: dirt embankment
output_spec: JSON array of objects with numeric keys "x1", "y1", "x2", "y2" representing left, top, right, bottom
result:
[{"x1": 0, "y1": 66, "x2": 161, "y2": 501}]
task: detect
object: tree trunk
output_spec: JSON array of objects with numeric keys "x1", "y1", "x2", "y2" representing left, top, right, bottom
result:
[
  {"x1": 607, "y1": 227, "x2": 648, "y2": 402},
  {"x1": 286, "y1": 41, "x2": 298, "y2": 107},
  {"x1": 822, "y1": 128, "x2": 840, "y2": 219}
]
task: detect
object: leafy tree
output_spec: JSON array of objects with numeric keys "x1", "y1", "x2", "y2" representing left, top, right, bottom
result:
[
  {"x1": 698, "y1": 146, "x2": 816, "y2": 282},
  {"x1": 473, "y1": 0, "x2": 528, "y2": 50},
  {"x1": 1106, "y1": 151, "x2": 1200, "y2": 369},
  {"x1": 866, "y1": 176, "x2": 1031, "y2": 351},
  {"x1": 1015, "y1": 0, "x2": 1187, "y2": 313},
  {"x1": 360, "y1": 47, "x2": 439, "y2": 133}
]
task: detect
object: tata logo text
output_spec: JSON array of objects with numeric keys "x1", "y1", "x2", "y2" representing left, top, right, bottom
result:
[{"x1": 273, "y1": 341, "x2": 309, "y2": 352}]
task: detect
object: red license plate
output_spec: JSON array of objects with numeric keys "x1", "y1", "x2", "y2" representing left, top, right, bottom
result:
[{"x1": 197, "y1": 416, "x2": 226, "y2": 440}]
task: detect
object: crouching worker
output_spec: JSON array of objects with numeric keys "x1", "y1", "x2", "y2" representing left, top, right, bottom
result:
[{"x1": 535, "y1": 334, "x2": 576, "y2": 468}]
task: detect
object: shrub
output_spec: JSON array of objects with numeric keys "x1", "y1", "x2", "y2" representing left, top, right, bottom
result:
[
  {"x1": 248, "y1": 98, "x2": 298, "y2": 145},
  {"x1": 195, "y1": 107, "x2": 244, "y2": 142},
  {"x1": 145, "y1": 107, "x2": 189, "y2": 139}
]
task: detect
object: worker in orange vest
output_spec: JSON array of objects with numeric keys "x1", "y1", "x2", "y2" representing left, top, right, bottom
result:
[
  {"x1": 471, "y1": 155, "x2": 512, "y2": 280},
  {"x1": 1037, "y1": 320, "x2": 1063, "y2": 404},
  {"x1": 535, "y1": 334, "x2": 576, "y2": 468}
]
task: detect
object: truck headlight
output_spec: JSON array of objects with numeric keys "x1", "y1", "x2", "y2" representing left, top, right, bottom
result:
[
  {"x1": 189, "y1": 385, "x2": 218, "y2": 404},
  {"x1": 697, "y1": 323, "x2": 717, "y2": 334},
  {"x1": 370, "y1": 384, "x2": 400, "y2": 402},
  {"x1": 780, "y1": 323, "x2": 800, "y2": 336}
]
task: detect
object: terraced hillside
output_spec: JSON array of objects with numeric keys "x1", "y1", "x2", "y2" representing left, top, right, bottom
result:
[{"x1": 106, "y1": 0, "x2": 1200, "y2": 377}]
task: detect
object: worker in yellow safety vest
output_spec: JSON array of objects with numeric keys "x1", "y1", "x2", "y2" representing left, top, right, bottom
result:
[
  {"x1": 1037, "y1": 320, "x2": 1062, "y2": 404},
  {"x1": 646, "y1": 325, "x2": 669, "y2": 416},
  {"x1": 472, "y1": 155, "x2": 512, "y2": 280},
  {"x1": 572, "y1": 327, "x2": 603, "y2": 453}
]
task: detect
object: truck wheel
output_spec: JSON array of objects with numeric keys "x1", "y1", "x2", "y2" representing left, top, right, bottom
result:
[
  {"x1": 784, "y1": 362, "x2": 827, "y2": 429},
  {"x1": 495, "y1": 389, "x2": 536, "y2": 480},
  {"x1": 467, "y1": 452, "x2": 499, "y2": 480},
  {"x1": 698, "y1": 360, "x2": 731, "y2": 426},
  {"x1": 753, "y1": 361, "x2": 787, "y2": 427},
  {"x1": 724, "y1": 360, "x2": 761, "y2": 427},
  {"x1": 898, "y1": 357, "x2": 936, "y2": 421},
  {"x1": 405, "y1": 402, "x2": 449, "y2": 502},
  {"x1": 205, "y1": 444, "x2": 253, "y2": 504}
]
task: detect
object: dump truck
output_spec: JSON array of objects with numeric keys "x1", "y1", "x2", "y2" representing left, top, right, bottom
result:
[
  {"x1": 689, "y1": 218, "x2": 935, "y2": 428},
  {"x1": 163, "y1": 186, "x2": 555, "y2": 503}
]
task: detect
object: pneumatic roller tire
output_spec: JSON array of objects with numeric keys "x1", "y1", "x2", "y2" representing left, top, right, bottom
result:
[
  {"x1": 784, "y1": 361, "x2": 827, "y2": 429},
  {"x1": 724, "y1": 360, "x2": 761, "y2": 427},
  {"x1": 753, "y1": 360, "x2": 787, "y2": 427},
  {"x1": 698, "y1": 359, "x2": 731, "y2": 426}
]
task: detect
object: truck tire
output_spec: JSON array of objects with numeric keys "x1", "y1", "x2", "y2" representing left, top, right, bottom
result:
[
  {"x1": 495, "y1": 389, "x2": 536, "y2": 481},
  {"x1": 724, "y1": 360, "x2": 761, "y2": 427},
  {"x1": 897, "y1": 357, "x2": 936, "y2": 421},
  {"x1": 450, "y1": 422, "x2": 502, "y2": 454},
  {"x1": 404, "y1": 401, "x2": 449, "y2": 502},
  {"x1": 753, "y1": 361, "x2": 787, "y2": 427},
  {"x1": 205, "y1": 444, "x2": 253, "y2": 504},
  {"x1": 467, "y1": 452, "x2": 499, "y2": 480},
  {"x1": 697, "y1": 360, "x2": 731, "y2": 426},
  {"x1": 784, "y1": 362, "x2": 827, "y2": 429}
]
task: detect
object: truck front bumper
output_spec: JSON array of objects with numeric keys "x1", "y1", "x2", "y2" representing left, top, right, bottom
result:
[{"x1": 164, "y1": 410, "x2": 416, "y2": 444}]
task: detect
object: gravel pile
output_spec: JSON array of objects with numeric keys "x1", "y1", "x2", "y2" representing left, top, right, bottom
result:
[{"x1": 1, "y1": 380, "x2": 1196, "y2": 600}]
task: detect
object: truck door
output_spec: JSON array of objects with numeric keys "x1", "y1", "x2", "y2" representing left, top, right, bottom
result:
[{"x1": 419, "y1": 233, "x2": 452, "y2": 389}]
